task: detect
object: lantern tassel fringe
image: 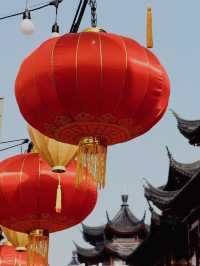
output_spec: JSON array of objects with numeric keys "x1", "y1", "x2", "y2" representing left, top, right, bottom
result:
[
  {"x1": 55, "y1": 174, "x2": 62, "y2": 214},
  {"x1": 27, "y1": 230, "x2": 49, "y2": 266},
  {"x1": 77, "y1": 137, "x2": 107, "y2": 189},
  {"x1": 146, "y1": 6, "x2": 153, "y2": 48}
]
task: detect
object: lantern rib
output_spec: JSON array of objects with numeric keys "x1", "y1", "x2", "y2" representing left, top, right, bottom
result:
[
  {"x1": 113, "y1": 36, "x2": 128, "y2": 116},
  {"x1": 98, "y1": 33, "x2": 103, "y2": 116}
]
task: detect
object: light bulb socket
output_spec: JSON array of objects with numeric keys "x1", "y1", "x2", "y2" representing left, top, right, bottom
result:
[
  {"x1": 52, "y1": 22, "x2": 60, "y2": 33},
  {"x1": 23, "y1": 10, "x2": 31, "y2": 20}
]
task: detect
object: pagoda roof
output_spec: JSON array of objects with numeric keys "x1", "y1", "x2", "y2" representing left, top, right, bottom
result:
[
  {"x1": 82, "y1": 224, "x2": 105, "y2": 237},
  {"x1": 144, "y1": 168, "x2": 200, "y2": 216},
  {"x1": 164, "y1": 147, "x2": 200, "y2": 190},
  {"x1": 172, "y1": 111, "x2": 200, "y2": 146},
  {"x1": 75, "y1": 239, "x2": 139, "y2": 263},
  {"x1": 144, "y1": 180, "x2": 178, "y2": 211},
  {"x1": 82, "y1": 195, "x2": 148, "y2": 245},
  {"x1": 106, "y1": 195, "x2": 146, "y2": 233}
]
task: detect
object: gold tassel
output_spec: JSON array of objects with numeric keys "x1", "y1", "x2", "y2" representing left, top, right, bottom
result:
[
  {"x1": 55, "y1": 174, "x2": 62, "y2": 213},
  {"x1": 77, "y1": 137, "x2": 107, "y2": 189},
  {"x1": 27, "y1": 230, "x2": 49, "y2": 266},
  {"x1": 146, "y1": 7, "x2": 153, "y2": 48}
]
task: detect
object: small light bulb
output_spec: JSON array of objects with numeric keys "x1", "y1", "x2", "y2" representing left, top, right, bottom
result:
[
  {"x1": 51, "y1": 22, "x2": 60, "y2": 38},
  {"x1": 20, "y1": 10, "x2": 35, "y2": 35}
]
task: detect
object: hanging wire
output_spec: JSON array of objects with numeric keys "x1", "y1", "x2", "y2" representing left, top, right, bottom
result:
[
  {"x1": 0, "y1": 0, "x2": 64, "y2": 20},
  {"x1": 70, "y1": 0, "x2": 89, "y2": 33},
  {"x1": 0, "y1": 139, "x2": 29, "y2": 144},
  {"x1": 26, "y1": 0, "x2": 29, "y2": 9},
  {"x1": 0, "y1": 0, "x2": 88, "y2": 33},
  {"x1": 69, "y1": 0, "x2": 83, "y2": 32},
  {"x1": 54, "y1": 0, "x2": 60, "y2": 24},
  {"x1": 0, "y1": 139, "x2": 29, "y2": 152}
]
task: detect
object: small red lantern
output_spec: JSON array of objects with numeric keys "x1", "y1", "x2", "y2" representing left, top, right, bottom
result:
[
  {"x1": 0, "y1": 153, "x2": 97, "y2": 265},
  {"x1": 0, "y1": 245, "x2": 47, "y2": 266},
  {"x1": 15, "y1": 32, "x2": 170, "y2": 187}
]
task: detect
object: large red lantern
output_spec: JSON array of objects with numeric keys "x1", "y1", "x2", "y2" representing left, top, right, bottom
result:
[
  {"x1": 15, "y1": 31, "x2": 170, "y2": 187},
  {"x1": 0, "y1": 245, "x2": 47, "y2": 266},
  {"x1": 0, "y1": 153, "x2": 97, "y2": 265}
]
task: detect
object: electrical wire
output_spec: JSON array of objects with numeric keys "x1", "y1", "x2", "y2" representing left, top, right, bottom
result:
[
  {"x1": 70, "y1": 0, "x2": 89, "y2": 33},
  {"x1": 0, "y1": 139, "x2": 29, "y2": 144},
  {"x1": 0, "y1": 139, "x2": 29, "y2": 152},
  {"x1": 0, "y1": 0, "x2": 88, "y2": 33},
  {"x1": 0, "y1": 143, "x2": 28, "y2": 152},
  {"x1": 0, "y1": 0, "x2": 64, "y2": 20},
  {"x1": 70, "y1": 0, "x2": 83, "y2": 32}
]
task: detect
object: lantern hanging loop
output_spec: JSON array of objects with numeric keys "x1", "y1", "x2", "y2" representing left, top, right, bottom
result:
[{"x1": 89, "y1": 0, "x2": 97, "y2": 27}]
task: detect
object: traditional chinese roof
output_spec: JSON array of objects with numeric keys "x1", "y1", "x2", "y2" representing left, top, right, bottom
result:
[
  {"x1": 82, "y1": 195, "x2": 148, "y2": 246},
  {"x1": 75, "y1": 238, "x2": 140, "y2": 264},
  {"x1": 76, "y1": 195, "x2": 148, "y2": 263},
  {"x1": 144, "y1": 180, "x2": 179, "y2": 211},
  {"x1": 106, "y1": 195, "x2": 146, "y2": 235},
  {"x1": 172, "y1": 111, "x2": 200, "y2": 146},
  {"x1": 144, "y1": 168, "x2": 200, "y2": 216},
  {"x1": 165, "y1": 147, "x2": 200, "y2": 190},
  {"x1": 82, "y1": 224, "x2": 105, "y2": 245},
  {"x1": 127, "y1": 210, "x2": 191, "y2": 266}
]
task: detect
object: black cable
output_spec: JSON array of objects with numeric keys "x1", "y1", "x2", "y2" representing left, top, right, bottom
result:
[
  {"x1": 0, "y1": 142, "x2": 28, "y2": 152},
  {"x1": 0, "y1": 0, "x2": 64, "y2": 21},
  {"x1": 70, "y1": 0, "x2": 89, "y2": 33},
  {"x1": 0, "y1": 139, "x2": 29, "y2": 145},
  {"x1": 70, "y1": 0, "x2": 83, "y2": 32}
]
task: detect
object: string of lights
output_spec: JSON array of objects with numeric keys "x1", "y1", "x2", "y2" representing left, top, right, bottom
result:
[
  {"x1": 0, "y1": 0, "x2": 64, "y2": 36},
  {"x1": 0, "y1": 0, "x2": 92, "y2": 36},
  {"x1": 0, "y1": 1, "x2": 63, "y2": 20}
]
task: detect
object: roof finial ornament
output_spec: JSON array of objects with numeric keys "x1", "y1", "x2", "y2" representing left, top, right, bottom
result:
[{"x1": 121, "y1": 194, "x2": 128, "y2": 206}]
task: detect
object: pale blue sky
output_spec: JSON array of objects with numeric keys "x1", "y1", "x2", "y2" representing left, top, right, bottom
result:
[{"x1": 1, "y1": 1, "x2": 200, "y2": 266}]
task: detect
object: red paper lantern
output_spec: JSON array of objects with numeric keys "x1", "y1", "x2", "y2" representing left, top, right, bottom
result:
[
  {"x1": 15, "y1": 32, "x2": 170, "y2": 187},
  {"x1": 0, "y1": 245, "x2": 46, "y2": 266},
  {"x1": 0, "y1": 153, "x2": 97, "y2": 265}
]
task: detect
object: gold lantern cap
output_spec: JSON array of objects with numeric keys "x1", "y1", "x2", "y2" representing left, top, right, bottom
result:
[{"x1": 83, "y1": 27, "x2": 106, "y2": 33}]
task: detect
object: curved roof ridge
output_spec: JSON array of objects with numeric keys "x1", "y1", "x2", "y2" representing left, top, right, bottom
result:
[
  {"x1": 144, "y1": 180, "x2": 179, "y2": 210},
  {"x1": 166, "y1": 146, "x2": 200, "y2": 177},
  {"x1": 74, "y1": 242, "x2": 104, "y2": 258},
  {"x1": 144, "y1": 179, "x2": 178, "y2": 197},
  {"x1": 172, "y1": 110, "x2": 200, "y2": 127},
  {"x1": 171, "y1": 110, "x2": 200, "y2": 143},
  {"x1": 82, "y1": 223, "x2": 105, "y2": 237}
]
